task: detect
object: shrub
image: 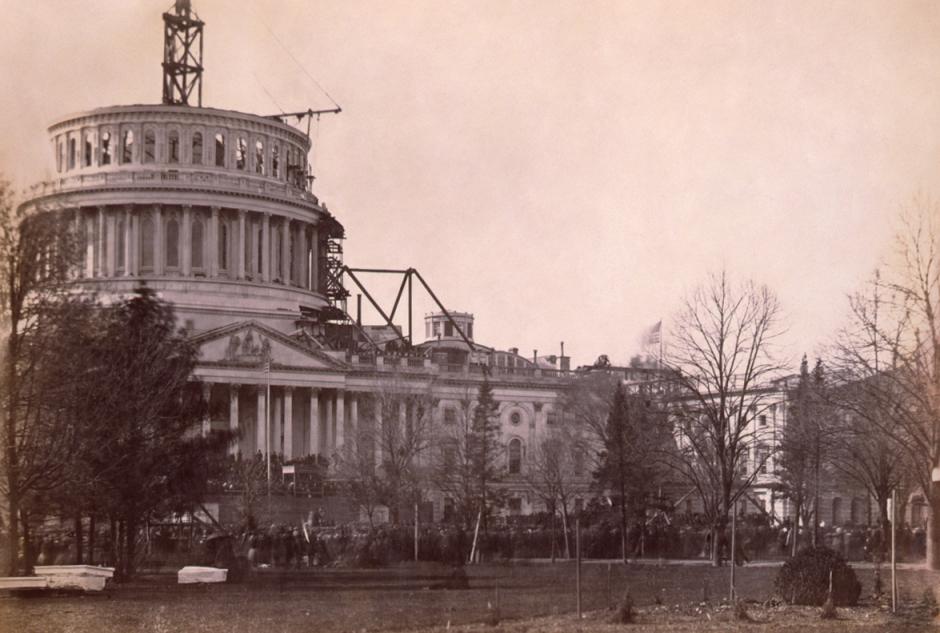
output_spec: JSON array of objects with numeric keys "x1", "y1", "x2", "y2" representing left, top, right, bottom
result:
[
  {"x1": 734, "y1": 599, "x2": 752, "y2": 621},
  {"x1": 775, "y1": 546, "x2": 861, "y2": 606},
  {"x1": 611, "y1": 590, "x2": 634, "y2": 624}
]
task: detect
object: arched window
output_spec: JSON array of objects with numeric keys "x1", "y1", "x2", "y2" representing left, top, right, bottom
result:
[
  {"x1": 143, "y1": 130, "x2": 156, "y2": 163},
  {"x1": 572, "y1": 445, "x2": 584, "y2": 476},
  {"x1": 115, "y1": 216, "x2": 125, "y2": 274},
  {"x1": 165, "y1": 217, "x2": 180, "y2": 268},
  {"x1": 84, "y1": 132, "x2": 93, "y2": 167},
  {"x1": 831, "y1": 497, "x2": 842, "y2": 526},
  {"x1": 272, "y1": 144, "x2": 280, "y2": 178},
  {"x1": 56, "y1": 140, "x2": 64, "y2": 172},
  {"x1": 508, "y1": 438, "x2": 522, "y2": 475},
  {"x1": 191, "y1": 132, "x2": 203, "y2": 165},
  {"x1": 101, "y1": 132, "x2": 112, "y2": 165},
  {"x1": 255, "y1": 140, "x2": 264, "y2": 175},
  {"x1": 68, "y1": 137, "x2": 77, "y2": 170},
  {"x1": 235, "y1": 136, "x2": 247, "y2": 170},
  {"x1": 140, "y1": 215, "x2": 154, "y2": 271},
  {"x1": 168, "y1": 130, "x2": 180, "y2": 164},
  {"x1": 191, "y1": 218, "x2": 204, "y2": 270},
  {"x1": 218, "y1": 221, "x2": 229, "y2": 271},
  {"x1": 850, "y1": 498, "x2": 861, "y2": 525},
  {"x1": 214, "y1": 133, "x2": 225, "y2": 167},
  {"x1": 122, "y1": 129, "x2": 134, "y2": 164}
]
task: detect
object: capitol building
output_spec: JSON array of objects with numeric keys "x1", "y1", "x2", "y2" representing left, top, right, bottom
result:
[{"x1": 21, "y1": 1, "x2": 586, "y2": 523}]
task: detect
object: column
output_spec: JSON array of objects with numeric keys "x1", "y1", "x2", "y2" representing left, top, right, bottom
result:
[
  {"x1": 272, "y1": 391, "x2": 282, "y2": 456},
  {"x1": 374, "y1": 397, "x2": 383, "y2": 467},
  {"x1": 182, "y1": 205, "x2": 192, "y2": 276},
  {"x1": 324, "y1": 392, "x2": 334, "y2": 453},
  {"x1": 309, "y1": 226, "x2": 318, "y2": 291},
  {"x1": 280, "y1": 218, "x2": 290, "y2": 284},
  {"x1": 208, "y1": 206, "x2": 219, "y2": 277},
  {"x1": 84, "y1": 212, "x2": 94, "y2": 278},
  {"x1": 249, "y1": 214, "x2": 258, "y2": 279},
  {"x1": 309, "y1": 388, "x2": 321, "y2": 456},
  {"x1": 96, "y1": 206, "x2": 106, "y2": 277},
  {"x1": 298, "y1": 223, "x2": 308, "y2": 289},
  {"x1": 256, "y1": 386, "x2": 266, "y2": 455},
  {"x1": 201, "y1": 383, "x2": 212, "y2": 437},
  {"x1": 229, "y1": 384, "x2": 240, "y2": 457},
  {"x1": 123, "y1": 205, "x2": 132, "y2": 276},
  {"x1": 335, "y1": 390, "x2": 345, "y2": 449},
  {"x1": 105, "y1": 208, "x2": 117, "y2": 277},
  {"x1": 237, "y1": 209, "x2": 246, "y2": 279},
  {"x1": 350, "y1": 394, "x2": 358, "y2": 443},
  {"x1": 283, "y1": 386, "x2": 293, "y2": 459},
  {"x1": 153, "y1": 204, "x2": 164, "y2": 275},
  {"x1": 261, "y1": 212, "x2": 270, "y2": 282}
]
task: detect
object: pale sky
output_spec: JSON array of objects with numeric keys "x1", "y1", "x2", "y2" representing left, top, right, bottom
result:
[{"x1": 2, "y1": 1, "x2": 939, "y2": 368}]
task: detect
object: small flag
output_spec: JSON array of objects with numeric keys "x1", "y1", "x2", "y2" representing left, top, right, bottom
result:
[{"x1": 642, "y1": 321, "x2": 662, "y2": 347}]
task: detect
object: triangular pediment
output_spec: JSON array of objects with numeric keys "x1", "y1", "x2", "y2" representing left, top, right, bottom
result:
[{"x1": 191, "y1": 321, "x2": 348, "y2": 370}]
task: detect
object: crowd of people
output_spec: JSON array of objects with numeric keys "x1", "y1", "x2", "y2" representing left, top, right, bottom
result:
[{"x1": 0, "y1": 511, "x2": 927, "y2": 573}]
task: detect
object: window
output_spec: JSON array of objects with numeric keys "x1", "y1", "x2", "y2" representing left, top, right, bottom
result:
[
  {"x1": 168, "y1": 130, "x2": 180, "y2": 164},
  {"x1": 235, "y1": 136, "x2": 247, "y2": 170},
  {"x1": 574, "y1": 498, "x2": 584, "y2": 515},
  {"x1": 219, "y1": 221, "x2": 229, "y2": 271},
  {"x1": 832, "y1": 497, "x2": 843, "y2": 526},
  {"x1": 443, "y1": 498, "x2": 455, "y2": 523},
  {"x1": 546, "y1": 410, "x2": 558, "y2": 425},
  {"x1": 509, "y1": 411, "x2": 521, "y2": 426},
  {"x1": 56, "y1": 140, "x2": 64, "y2": 172},
  {"x1": 140, "y1": 215, "x2": 154, "y2": 270},
  {"x1": 508, "y1": 438, "x2": 522, "y2": 474},
  {"x1": 191, "y1": 218, "x2": 204, "y2": 269},
  {"x1": 165, "y1": 217, "x2": 180, "y2": 268},
  {"x1": 443, "y1": 408, "x2": 456, "y2": 424},
  {"x1": 143, "y1": 130, "x2": 155, "y2": 163},
  {"x1": 214, "y1": 133, "x2": 225, "y2": 167},
  {"x1": 433, "y1": 322, "x2": 441, "y2": 337},
  {"x1": 84, "y1": 132, "x2": 93, "y2": 167},
  {"x1": 191, "y1": 132, "x2": 203, "y2": 165},
  {"x1": 442, "y1": 440, "x2": 457, "y2": 471},
  {"x1": 508, "y1": 498, "x2": 522, "y2": 515},
  {"x1": 444, "y1": 322, "x2": 454, "y2": 337},
  {"x1": 272, "y1": 144, "x2": 280, "y2": 178},
  {"x1": 122, "y1": 130, "x2": 134, "y2": 163},
  {"x1": 467, "y1": 322, "x2": 473, "y2": 339},
  {"x1": 68, "y1": 137, "x2": 77, "y2": 169},
  {"x1": 759, "y1": 414, "x2": 767, "y2": 427},
  {"x1": 573, "y1": 446, "x2": 584, "y2": 476},
  {"x1": 255, "y1": 140, "x2": 264, "y2": 175},
  {"x1": 101, "y1": 132, "x2": 112, "y2": 165}
]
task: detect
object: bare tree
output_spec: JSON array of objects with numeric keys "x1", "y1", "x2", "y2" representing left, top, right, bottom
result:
[
  {"x1": 663, "y1": 270, "x2": 785, "y2": 565},
  {"x1": 525, "y1": 422, "x2": 585, "y2": 559},
  {"x1": 335, "y1": 371, "x2": 438, "y2": 525},
  {"x1": 828, "y1": 197, "x2": 940, "y2": 567}
]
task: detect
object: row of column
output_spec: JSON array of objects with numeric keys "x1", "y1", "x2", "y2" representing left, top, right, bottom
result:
[
  {"x1": 203, "y1": 384, "x2": 358, "y2": 460},
  {"x1": 77, "y1": 204, "x2": 320, "y2": 291}
]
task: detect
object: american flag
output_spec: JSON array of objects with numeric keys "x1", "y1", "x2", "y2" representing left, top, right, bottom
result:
[{"x1": 642, "y1": 320, "x2": 662, "y2": 347}]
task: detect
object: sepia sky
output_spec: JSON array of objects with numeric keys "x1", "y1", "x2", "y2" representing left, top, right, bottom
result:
[{"x1": 2, "y1": 0, "x2": 939, "y2": 367}]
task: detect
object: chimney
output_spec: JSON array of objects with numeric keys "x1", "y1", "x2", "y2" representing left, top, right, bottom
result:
[
  {"x1": 533, "y1": 349, "x2": 538, "y2": 364},
  {"x1": 509, "y1": 347, "x2": 518, "y2": 356}
]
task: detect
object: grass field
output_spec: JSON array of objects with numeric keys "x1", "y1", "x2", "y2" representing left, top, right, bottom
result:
[{"x1": 0, "y1": 562, "x2": 936, "y2": 633}]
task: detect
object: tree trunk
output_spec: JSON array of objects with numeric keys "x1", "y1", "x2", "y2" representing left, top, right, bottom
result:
[
  {"x1": 5, "y1": 488, "x2": 19, "y2": 575},
  {"x1": 879, "y1": 496, "x2": 891, "y2": 558},
  {"x1": 20, "y1": 509, "x2": 33, "y2": 576},
  {"x1": 88, "y1": 515, "x2": 96, "y2": 565},
  {"x1": 791, "y1": 500, "x2": 801, "y2": 557},
  {"x1": 74, "y1": 514, "x2": 83, "y2": 564},
  {"x1": 109, "y1": 515, "x2": 118, "y2": 570},
  {"x1": 928, "y1": 481, "x2": 940, "y2": 570}
]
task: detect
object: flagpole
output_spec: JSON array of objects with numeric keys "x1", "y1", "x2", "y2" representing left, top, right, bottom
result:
[{"x1": 265, "y1": 355, "x2": 271, "y2": 490}]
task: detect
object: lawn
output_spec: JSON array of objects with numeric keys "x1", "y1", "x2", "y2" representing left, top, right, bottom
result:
[{"x1": 0, "y1": 562, "x2": 935, "y2": 633}]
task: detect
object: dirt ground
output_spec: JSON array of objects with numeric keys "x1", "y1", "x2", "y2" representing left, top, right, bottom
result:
[{"x1": 0, "y1": 561, "x2": 936, "y2": 633}]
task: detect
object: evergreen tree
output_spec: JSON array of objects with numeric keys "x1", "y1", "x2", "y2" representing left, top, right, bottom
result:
[{"x1": 468, "y1": 376, "x2": 503, "y2": 533}]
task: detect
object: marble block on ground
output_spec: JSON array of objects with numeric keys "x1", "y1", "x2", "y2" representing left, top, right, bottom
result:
[
  {"x1": 34, "y1": 565, "x2": 114, "y2": 592},
  {"x1": 178, "y1": 566, "x2": 228, "y2": 584}
]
